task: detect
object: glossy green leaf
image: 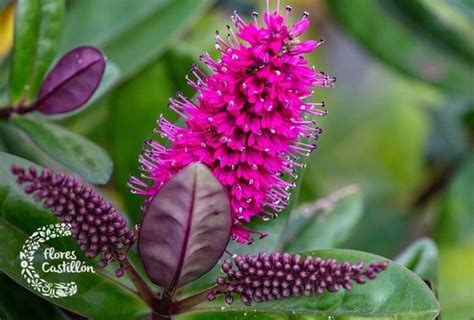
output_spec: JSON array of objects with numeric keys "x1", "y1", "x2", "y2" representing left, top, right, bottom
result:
[
  {"x1": 0, "y1": 152, "x2": 149, "y2": 319},
  {"x1": 61, "y1": 0, "x2": 214, "y2": 82},
  {"x1": 282, "y1": 186, "x2": 363, "y2": 252},
  {"x1": 0, "y1": 121, "x2": 53, "y2": 165},
  {"x1": 327, "y1": 0, "x2": 473, "y2": 94},
  {"x1": 11, "y1": 115, "x2": 112, "y2": 184},
  {"x1": 0, "y1": 272, "x2": 67, "y2": 320},
  {"x1": 178, "y1": 310, "x2": 434, "y2": 320},
  {"x1": 390, "y1": 0, "x2": 474, "y2": 65},
  {"x1": 10, "y1": 0, "x2": 65, "y2": 103},
  {"x1": 435, "y1": 153, "x2": 474, "y2": 245},
  {"x1": 60, "y1": 0, "x2": 169, "y2": 51},
  {"x1": 181, "y1": 250, "x2": 439, "y2": 319},
  {"x1": 395, "y1": 238, "x2": 438, "y2": 283}
]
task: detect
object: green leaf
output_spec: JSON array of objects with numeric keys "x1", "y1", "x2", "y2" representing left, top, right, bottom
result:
[
  {"x1": 0, "y1": 121, "x2": 53, "y2": 165},
  {"x1": 11, "y1": 115, "x2": 113, "y2": 185},
  {"x1": 0, "y1": 152, "x2": 149, "y2": 319},
  {"x1": 425, "y1": 98, "x2": 471, "y2": 165},
  {"x1": 10, "y1": 0, "x2": 65, "y2": 103},
  {"x1": 60, "y1": 0, "x2": 214, "y2": 82},
  {"x1": 60, "y1": 0, "x2": 169, "y2": 51},
  {"x1": 327, "y1": 0, "x2": 473, "y2": 94},
  {"x1": 180, "y1": 250, "x2": 439, "y2": 320},
  {"x1": 395, "y1": 238, "x2": 438, "y2": 283},
  {"x1": 439, "y1": 244, "x2": 474, "y2": 319},
  {"x1": 282, "y1": 186, "x2": 363, "y2": 252},
  {"x1": 0, "y1": 272, "x2": 67, "y2": 320},
  {"x1": 390, "y1": 0, "x2": 474, "y2": 65},
  {"x1": 435, "y1": 153, "x2": 474, "y2": 245}
]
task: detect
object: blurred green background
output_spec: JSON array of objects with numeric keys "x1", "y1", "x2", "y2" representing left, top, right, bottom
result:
[{"x1": 0, "y1": 0, "x2": 473, "y2": 319}]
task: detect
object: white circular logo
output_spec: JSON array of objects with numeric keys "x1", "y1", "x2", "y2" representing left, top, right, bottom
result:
[{"x1": 19, "y1": 223, "x2": 78, "y2": 298}]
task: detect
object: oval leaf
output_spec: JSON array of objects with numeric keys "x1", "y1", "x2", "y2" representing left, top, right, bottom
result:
[
  {"x1": 138, "y1": 163, "x2": 231, "y2": 289},
  {"x1": 60, "y1": 0, "x2": 213, "y2": 82},
  {"x1": 435, "y1": 153, "x2": 474, "y2": 245},
  {"x1": 34, "y1": 46, "x2": 105, "y2": 114},
  {"x1": 11, "y1": 115, "x2": 112, "y2": 184},
  {"x1": 9, "y1": 0, "x2": 65, "y2": 102},
  {"x1": 181, "y1": 250, "x2": 439, "y2": 319},
  {"x1": 282, "y1": 186, "x2": 363, "y2": 252},
  {"x1": 391, "y1": 0, "x2": 474, "y2": 65},
  {"x1": 327, "y1": 0, "x2": 473, "y2": 94},
  {"x1": 395, "y1": 238, "x2": 439, "y2": 283},
  {"x1": 0, "y1": 273, "x2": 67, "y2": 320}
]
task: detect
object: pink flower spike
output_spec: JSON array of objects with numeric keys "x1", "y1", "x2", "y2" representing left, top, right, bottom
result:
[{"x1": 130, "y1": 2, "x2": 335, "y2": 244}]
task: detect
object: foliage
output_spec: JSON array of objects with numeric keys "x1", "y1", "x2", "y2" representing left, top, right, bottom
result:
[{"x1": 0, "y1": 0, "x2": 472, "y2": 319}]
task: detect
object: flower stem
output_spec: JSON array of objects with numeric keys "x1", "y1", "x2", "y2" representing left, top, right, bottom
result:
[
  {"x1": 154, "y1": 289, "x2": 174, "y2": 319},
  {"x1": 171, "y1": 285, "x2": 226, "y2": 315},
  {"x1": 152, "y1": 312, "x2": 172, "y2": 320},
  {"x1": 121, "y1": 257, "x2": 159, "y2": 310}
]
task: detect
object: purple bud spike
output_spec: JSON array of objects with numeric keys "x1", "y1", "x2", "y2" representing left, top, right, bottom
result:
[
  {"x1": 11, "y1": 165, "x2": 136, "y2": 276},
  {"x1": 211, "y1": 252, "x2": 388, "y2": 306}
]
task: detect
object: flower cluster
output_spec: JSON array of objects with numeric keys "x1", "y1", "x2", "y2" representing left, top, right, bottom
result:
[
  {"x1": 129, "y1": 1, "x2": 335, "y2": 243},
  {"x1": 208, "y1": 252, "x2": 388, "y2": 305},
  {"x1": 12, "y1": 165, "x2": 136, "y2": 276}
]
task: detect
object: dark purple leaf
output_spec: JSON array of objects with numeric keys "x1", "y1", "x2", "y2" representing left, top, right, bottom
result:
[
  {"x1": 138, "y1": 163, "x2": 232, "y2": 289},
  {"x1": 34, "y1": 46, "x2": 106, "y2": 114}
]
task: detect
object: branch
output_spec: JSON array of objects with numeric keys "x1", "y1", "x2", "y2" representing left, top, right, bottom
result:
[
  {"x1": 411, "y1": 164, "x2": 457, "y2": 209},
  {"x1": 121, "y1": 257, "x2": 159, "y2": 311},
  {"x1": 0, "y1": 104, "x2": 36, "y2": 120},
  {"x1": 171, "y1": 285, "x2": 226, "y2": 315}
]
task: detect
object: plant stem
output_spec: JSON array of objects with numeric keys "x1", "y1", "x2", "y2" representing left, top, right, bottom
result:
[
  {"x1": 0, "y1": 106, "x2": 13, "y2": 119},
  {"x1": 0, "y1": 104, "x2": 36, "y2": 120},
  {"x1": 121, "y1": 257, "x2": 159, "y2": 310},
  {"x1": 171, "y1": 285, "x2": 226, "y2": 315},
  {"x1": 411, "y1": 164, "x2": 457, "y2": 209},
  {"x1": 155, "y1": 289, "x2": 174, "y2": 319},
  {"x1": 151, "y1": 312, "x2": 172, "y2": 320}
]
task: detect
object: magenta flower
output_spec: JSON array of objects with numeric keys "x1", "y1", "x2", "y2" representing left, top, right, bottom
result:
[{"x1": 129, "y1": 1, "x2": 335, "y2": 243}]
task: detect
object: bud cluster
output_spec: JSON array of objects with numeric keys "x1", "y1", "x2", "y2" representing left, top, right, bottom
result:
[
  {"x1": 209, "y1": 252, "x2": 388, "y2": 305},
  {"x1": 12, "y1": 165, "x2": 136, "y2": 276}
]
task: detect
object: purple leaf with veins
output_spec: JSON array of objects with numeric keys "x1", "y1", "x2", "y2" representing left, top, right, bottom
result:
[
  {"x1": 138, "y1": 163, "x2": 232, "y2": 289},
  {"x1": 34, "y1": 46, "x2": 106, "y2": 114}
]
